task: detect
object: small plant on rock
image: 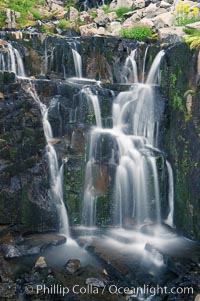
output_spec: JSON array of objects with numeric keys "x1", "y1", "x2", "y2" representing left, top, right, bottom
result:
[
  {"x1": 120, "y1": 25, "x2": 153, "y2": 41},
  {"x1": 58, "y1": 19, "x2": 70, "y2": 30},
  {"x1": 103, "y1": 5, "x2": 133, "y2": 19},
  {"x1": 172, "y1": 3, "x2": 200, "y2": 26}
]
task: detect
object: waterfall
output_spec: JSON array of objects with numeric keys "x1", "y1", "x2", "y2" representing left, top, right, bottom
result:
[
  {"x1": 142, "y1": 46, "x2": 149, "y2": 83},
  {"x1": 81, "y1": 86, "x2": 103, "y2": 226},
  {"x1": 0, "y1": 42, "x2": 25, "y2": 77},
  {"x1": 165, "y1": 161, "x2": 174, "y2": 227},
  {"x1": 43, "y1": 38, "x2": 48, "y2": 75},
  {"x1": 122, "y1": 49, "x2": 138, "y2": 83},
  {"x1": 83, "y1": 0, "x2": 89, "y2": 10},
  {"x1": 72, "y1": 49, "x2": 83, "y2": 78},
  {"x1": 28, "y1": 87, "x2": 70, "y2": 236},
  {"x1": 146, "y1": 50, "x2": 165, "y2": 85},
  {"x1": 82, "y1": 49, "x2": 174, "y2": 228},
  {"x1": 81, "y1": 87, "x2": 102, "y2": 128}
]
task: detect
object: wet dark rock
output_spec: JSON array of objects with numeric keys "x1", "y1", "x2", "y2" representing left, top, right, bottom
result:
[
  {"x1": 64, "y1": 259, "x2": 81, "y2": 274},
  {"x1": 85, "y1": 277, "x2": 105, "y2": 288},
  {"x1": 63, "y1": 29, "x2": 80, "y2": 37},
  {"x1": 0, "y1": 71, "x2": 16, "y2": 84},
  {"x1": 0, "y1": 283, "x2": 17, "y2": 299},
  {"x1": 0, "y1": 83, "x2": 58, "y2": 232},
  {"x1": 2, "y1": 244, "x2": 22, "y2": 259},
  {"x1": 1, "y1": 233, "x2": 66, "y2": 259}
]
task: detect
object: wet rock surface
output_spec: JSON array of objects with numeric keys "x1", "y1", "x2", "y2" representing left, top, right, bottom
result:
[
  {"x1": 0, "y1": 79, "x2": 59, "y2": 232},
  {"x1": 0, "y1": 30, "x2": 200, "y2": 301}
]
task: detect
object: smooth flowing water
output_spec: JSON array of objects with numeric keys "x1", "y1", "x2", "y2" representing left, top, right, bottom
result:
[
  {"x1": 82, "y1": 49, "x2": 174, "y2": 229},
  {"x1": 72, "y1": 48, "x2": 83, "y2": 78},
  {"x1": 0, "y1": 41, "x2": 25, "y2": 77},
  {"x1": 28, "y1": 88, "x2": 70, "y2": 236}
]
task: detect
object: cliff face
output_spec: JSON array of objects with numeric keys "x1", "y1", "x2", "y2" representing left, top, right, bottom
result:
[
  {"x1": 161, "y1": 44, "x2": 200, "y2": 240},
  {"x1": 0, "y1": 33, "x2": 199, "y2": 240},
  {"x1": 0, "y1": 77, "x2": 59, "y2": 232}
]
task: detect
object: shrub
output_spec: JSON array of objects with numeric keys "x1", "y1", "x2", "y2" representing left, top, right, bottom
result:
[
  {"x1": 184, "y1": 27, "x2": 200, "y2": 36},
  {"x1": 0, "y1": 11, "x2": 6, "y2": 28},
  {"x1": 58, "y1": 19, "x2": 70, "y2": 30},
  {"x1": 120, "y1": 26, "x2": 153, "y2": 41},
  {"x1": 115, "y1": 7, "x2": 134, "y2": 18},
  {"x1": 29, "y1": 8, "x2": 42, "y2": 20},
  {"x1": 184, "y1": 28, "x2": 200, "y2": 49},
  {"x1": 103, "y1": 5, "x2": 134, "y2": 19}
]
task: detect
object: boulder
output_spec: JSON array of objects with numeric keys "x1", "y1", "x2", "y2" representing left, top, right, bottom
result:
[
  {"x1": 0, "y1": 92, "x2": 4, "y2": 100},
  {"x1": 143, "y1": 3, "x2": 159, "y2": 18},
  {"x1": 122, "y1": 10, "x2": 143, "y2": 27},
  {"x1": 2, "y1": 244, "x2": 22, "y2": 259},
  {"x1": 85, "y1": 278, "x2": 105, "y2": 288},
  {"x1": 34, "y1": 257, "x2": 47, "y2": 269},
  {"x1": 79, "y1": 23, "x2": 108, "y2": 36},
  {"x1": 66, "y1": 6, "x2": 79, "y2": 21},
  {"x1": 107, "y1": 12, "x2": 118, "y2": 21},
  {"x1": 94, "y1": 12, "x2": 117, "y2": 26},
  {"x1": 5, "y1": 9, "x2": 21, "y2": 29},
  {"x1": 64, "y1": 259, "x2": 81, "y2": 274},
  {"x1": 123, "y1": 11, "x2": 136, "y2": 18},
  {"x1": 140, "y1": 17, "x2": 154, "y2": 27},
  {"x1": 160, "y1": 0, "x2": 171, "y2": 8},
  {"x1": 186, "y1": 21, "x2": 200, "y2": 30},
  {"x1": 79, "y1": 12, "x2": 93, "y2": 23},
  {"x1": 152, "y1": 12, "x2": 173, "y2": 29},
  {"x1": 96, "y1": 8, "x2": 105, "y2": 17},
  {"x1": 158, "y1": 27, "x2": 187, "y2": 43},
  {"x1": 51, "y1": 2, "x2": 64, "y2": 12},
  {"x1": 133, "y1": 0, "x2": 146, "y2": 9},
  {"x1": 110, "y1": 0, "x2": 134, "y2": 9},
  {"x1": 94, "y1": 15, "x2": 110, "y2": 26},
  {"x1": 107, "y1": 21, "x2": 122, "y2": 35}
]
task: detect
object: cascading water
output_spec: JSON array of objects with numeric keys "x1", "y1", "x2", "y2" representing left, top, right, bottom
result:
[
  {"x1": 81, "y1": 87, "x2": 103, "y2": 226},
  {"x1": 121, "y1": 49, "x2": 138, "y2": 83},
  {"x1": 82, "y1": 49, "x2": 174, "y2": 228},
  {"x1": 0, "y1": 41, "x2": 25, "y2": 77},
  {"x1": 72, "y1": 48, "x2": 83, "y2": 78},
  {"x1": 28, "y1": 87, "x2": 70, "y2": 236}
]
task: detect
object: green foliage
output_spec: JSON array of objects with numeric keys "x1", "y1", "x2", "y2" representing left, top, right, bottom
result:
[
  {"x1": 102, "y1": 5, "x2": 112, "y2": 14},
  {"x1": 90, "y1": 11, "x2": 97, "y2": 18},
  {"x1": 184, "y1": 27, "x2": 200, "y2": 36},
  {"x1": 173, "y1": 93, "x2": 184, "y2": 111},
  {"x1": 39, "y1": 24, "x2": 54, "y2": 34},
  {"x1": 29, "y1": 8, "x2": 42, "y2": 20},
  {"x1": 184, "y1": 35, "x2": 200, "y2": 49},
  {"x1": 184, "y1": 27, "x2": 200, "y2": 49},
  {"x1": 9, "y1": 0, "x2": 44, "y2": 12},
  {"x1": 0, "y1": 11, "x2": 6, "y2": 28},
  {"x1": 176, "y1": 16, "x2": 200, "y2": 26},
  {"x1": 16, "y1": 12, "x2": 28, "y2": 26},
  {"x1": 184, "y1": 89, "x2": 196, "y2": 97},
  {"x1": 103, "y1": 5, "x2": 133, "y2": 18},
  {"x1": 64, "y1": 0, "x2": 78, "y2": 10},
  {"x1": 120, "y1": 26, "x2": 153, "y2": 41},
  {"x1": 173, "y1": 4, "x2": 200, "y2": 26},
  {"x1": 189, "y1": 38, "x2": 200, "y2": 49},
  {"x1": 58, "y1": 19, "x2": 70, "y2": 30},
  {"x1": 115, "y1": 7, "x2": 134, "y2": 18},
  {"x1": 0, "y1": 0, "x2": 45, "y2": 27}
]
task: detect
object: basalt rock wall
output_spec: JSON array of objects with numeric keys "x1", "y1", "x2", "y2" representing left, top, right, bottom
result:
[
  {"x1": 161, "y1": 43, "x2": 200, "y2": 240},
  {"x1": 0, "y1": 33, "x2": 199, "y2": 240}
]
